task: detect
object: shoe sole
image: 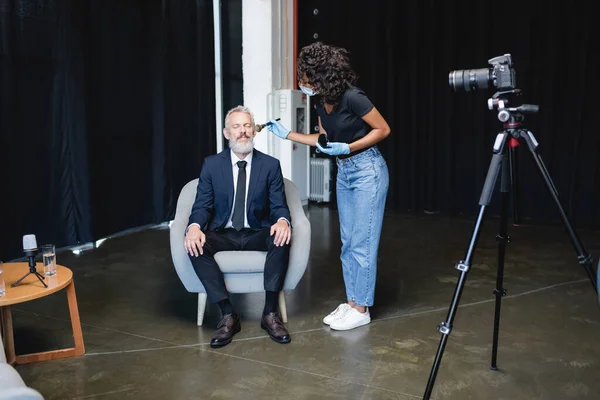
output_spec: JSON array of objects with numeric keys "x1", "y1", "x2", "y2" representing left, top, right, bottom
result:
[
  {"x1": 323, "y1": 316, "x2": 341, "y2": 325},
  {"x1": 329, "y1": 318, "x2": 370, "y2": 331},
  {"x1": 261, "y1": 324, "x2": 291, "y2": 344},
  {"x1": 210, "y1": 325, "x2": 241, "y2": 348}
]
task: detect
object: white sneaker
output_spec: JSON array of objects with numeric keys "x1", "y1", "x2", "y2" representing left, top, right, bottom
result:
[
  {"x1": 323, "y1": 303, "x2": 351, "y2": 325},
  {"x1": 329, "y1": 307, "x2": 371, "y2": 331}
]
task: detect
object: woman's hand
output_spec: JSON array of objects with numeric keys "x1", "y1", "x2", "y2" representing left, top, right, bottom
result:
[
  {"x1": 316, "y1": 142, "x2": 350, "y2": 156},
  {"x1": 267, "y1": 120, "x2": 291, "y2": 139}
]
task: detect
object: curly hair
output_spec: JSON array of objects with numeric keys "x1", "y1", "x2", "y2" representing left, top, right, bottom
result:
[{"x1": 297, "y1": 42, "x2": 357, "y2": 106}]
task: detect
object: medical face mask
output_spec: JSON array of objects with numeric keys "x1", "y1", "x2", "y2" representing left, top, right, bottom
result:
[{"x1": 300, "y1": 85, "x2": 316, "y2": 96}]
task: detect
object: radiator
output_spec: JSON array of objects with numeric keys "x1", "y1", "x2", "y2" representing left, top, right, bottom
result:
[{"x1": 309, "y1": 158, "x2": 331, "y2": 202}]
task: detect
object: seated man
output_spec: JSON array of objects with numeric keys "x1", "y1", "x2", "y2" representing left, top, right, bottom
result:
[{"x1": 184, "y1": 105, "x2": 292, "y2": 348}]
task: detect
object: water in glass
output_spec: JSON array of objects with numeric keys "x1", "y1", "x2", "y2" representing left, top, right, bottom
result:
[
  {"x1": 0, "y1": 261, "x2": 5, "y2": 296},
  {"x1": 43, "y1": 245, "x2": 57, "y2": 276}
]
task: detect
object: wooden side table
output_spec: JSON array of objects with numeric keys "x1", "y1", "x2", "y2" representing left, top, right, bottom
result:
[{"x1": 0, "y1": 262, "x2": 85, "y2": 364}]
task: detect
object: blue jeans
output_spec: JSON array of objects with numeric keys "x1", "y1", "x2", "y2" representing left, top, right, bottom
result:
[{"x1": 336, "y1": 146, "x2": 389, "y2": 307}]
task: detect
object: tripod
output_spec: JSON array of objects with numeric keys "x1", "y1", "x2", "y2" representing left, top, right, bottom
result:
[
  {"x1": 422, "y1": 90, "x2": 598, "y2": 400},
  {"x1": 11, "y1": 251, "x2": 47, "y2": 288}
]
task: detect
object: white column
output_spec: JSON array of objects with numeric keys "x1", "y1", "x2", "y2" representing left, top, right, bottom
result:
[
  {"x1": 241, "y1": 0, "x2": 308, "y2": 203},
  {"x1": 213, "y1": 0, "x2": 224, "y2": 153},
  {"x1": 242, "y1": 0, "x2": 295, "y2": 154}
]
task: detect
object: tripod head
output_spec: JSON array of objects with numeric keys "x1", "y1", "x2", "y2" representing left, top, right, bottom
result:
[{"x1": 488, "y1": 89, "x2": 539, "y2": 124}]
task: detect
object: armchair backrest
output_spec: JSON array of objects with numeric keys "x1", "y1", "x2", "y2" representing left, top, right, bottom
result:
[{"x1": 173, "y1": 178, "x2": 200, "y2": 227}]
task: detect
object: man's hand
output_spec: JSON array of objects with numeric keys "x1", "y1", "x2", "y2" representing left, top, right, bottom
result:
[
  {"x1": 185, "y1": 225, "x2": 206, "y2": 257},
  {"x1": 270, "y1": 219, "x2": 291, "y2": 247}
]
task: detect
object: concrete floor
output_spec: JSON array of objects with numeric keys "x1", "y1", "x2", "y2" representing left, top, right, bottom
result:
[{"x1": 7, "y1": 205, "x2": 600, "y2": 399}]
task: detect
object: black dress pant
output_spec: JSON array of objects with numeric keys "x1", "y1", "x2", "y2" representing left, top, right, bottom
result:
[{"x1": 188, "y1": 228, "x2": 290, "y2": 303}]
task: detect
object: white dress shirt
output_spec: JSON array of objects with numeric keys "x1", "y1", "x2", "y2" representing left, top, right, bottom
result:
[{"x1": 225, "y1": 150, "x2": 253, "y2": 229}]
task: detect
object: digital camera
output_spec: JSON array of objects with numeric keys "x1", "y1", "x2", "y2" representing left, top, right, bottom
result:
[{"x1": 449, "y1": 54, "x2": 516, "y2": 92}]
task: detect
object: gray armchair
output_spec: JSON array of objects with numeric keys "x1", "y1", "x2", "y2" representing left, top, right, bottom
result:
[
  {"x1": 0, "y1": 330, "x2": 44, "y2": 400},
  {"x1": 169, "y1": 177, "x2": 311, "y2": 325}
]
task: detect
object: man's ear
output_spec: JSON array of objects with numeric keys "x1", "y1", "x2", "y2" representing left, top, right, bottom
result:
[{"x1": 223, "y1": 128, "x2": 230, "y2": 140}]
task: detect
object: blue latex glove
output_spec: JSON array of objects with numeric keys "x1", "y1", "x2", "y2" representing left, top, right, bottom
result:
[
  {"x1": 316, "y1": 142, "x2": 350, "y2": 156},
  {"x1": 267, "y1": 119, "x2": 291, "y2": 139}
]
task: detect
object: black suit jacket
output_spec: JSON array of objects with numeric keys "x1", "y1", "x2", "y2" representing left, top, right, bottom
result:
[{"x1": 188, "y1": 149, "x2": 291, "y2": 231}]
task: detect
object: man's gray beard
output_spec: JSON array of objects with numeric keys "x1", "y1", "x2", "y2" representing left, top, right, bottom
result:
[{"x1": 229, "y1": 137, "x2": 254, "y2": 154}]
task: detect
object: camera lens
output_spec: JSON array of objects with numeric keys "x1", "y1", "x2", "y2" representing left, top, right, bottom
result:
[{"x1": 448, "y1": 68, "x2": 491, "y2": 92}]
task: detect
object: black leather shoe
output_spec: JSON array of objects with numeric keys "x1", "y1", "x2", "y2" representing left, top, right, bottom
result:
[
  {"x1": 260, "y1": 312, "x2": 291, "y2": 344},
  {"x1": 210, "y1": 312, "x2": 241, "y2": 348}
]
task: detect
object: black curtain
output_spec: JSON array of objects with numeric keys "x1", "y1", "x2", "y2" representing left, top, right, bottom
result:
[
  {"x1": 298, "y1": 1, "x2": 600, "y2": 228},
  {"x1": 221, "y1": 0, "x2": 242, "y2": 110},
  {"x1": 0, "y1": 0, "x2": 216, "y2": 261}
]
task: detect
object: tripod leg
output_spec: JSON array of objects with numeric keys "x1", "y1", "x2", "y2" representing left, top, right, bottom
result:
[
  {"x1": 423, "y1": 132, "x2": 509, "y2": 400},
  {"x1": 11, "y1": 272, "x2": 31, "y2": 288},
  {"x1": 491, "y1": 153, "x2": 510, "y2": 370},
  {"x1": 34, "y1": 272, "x2": 48, "y2": 288},
  {"x1": 521, "y1": 130, "x2": 597, "y2": 292},
  {"x1": 509, "y1": 138, "x2": 521, "y2": 225}
]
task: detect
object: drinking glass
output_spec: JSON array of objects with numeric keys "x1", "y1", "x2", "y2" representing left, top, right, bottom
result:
[
  {"x1": 0, "y1": 261, "x2": 5, "y2": 296},
  {"x1": 42, "y1": 244, "x2": 57, "y2": 276}
]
